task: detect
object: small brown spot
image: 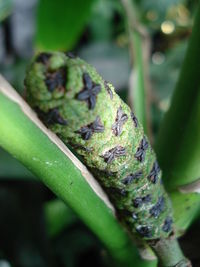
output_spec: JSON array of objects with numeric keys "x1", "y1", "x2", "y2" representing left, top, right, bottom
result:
[
  {"x1": 136, "y1": 225, "x2": 152, "y2": 238},
  {"x1": 104, "y1": 81, "x2": 113, "y2": 99},
  {"x1": 36, "y1": 52, "x2": 51, "y2": 64},
  {"x1": 66, "y1": 51, "x2": 76, "y2": 58},
  {"x1": 45, "y1": 67, "x2": 66, "y2": 92},
  {"x1": 148, "y1": 161, "x2": 160, "y2": 184},
  {"x1": 133, "y1": 194, "x2": 152, "y2": 208},
  {"x1": 162, "y1": 217, "x2": 173, "y2": 233},
  {"x1": 76, "y1": 73, "x2": 101, "y2": 109},
  {"x1": 131, "y1": 112, "x2": 138, "y2": 127},
  {"x1": 112, "y1": 106, "x2": 128, "y2": 136},
  {"x1": 101, "y1": 146, "x2": 126, "y2": 163},
  {"x1": 35, "y1": 107, "x2": 67, "y2": 126},
  {"x1": 142, "y1": 194, "x2": 152, "y2": 203},
  {"x1": 133, "y1": 197, "x2": 143, "y2": 208},
  {"x1": 134, "y1": 137, "x2": 149, "y2": 162},
  {"x1": 76, "y1": 116, "x2": 104, "y2": 140},
  {"x1": 149, "y1": 196, "x2": 165, "y2": 218},
  {"x1": 68, "y1": 142, "x2": 93, "y2": 152},
  {"x1": 107, "y1": 187, "x2": 127, "y2": 197},
  {"x1": 121, "y1": 170, "x2": 143, "y2": 185}
]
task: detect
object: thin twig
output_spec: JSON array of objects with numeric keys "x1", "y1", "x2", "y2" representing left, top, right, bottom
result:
[
  {"x1": 121, "y1": 0, "x2": 147, "y2": 38},
  {"x1": 121, "y1": 0, "x2": 153, "y2": 142}
]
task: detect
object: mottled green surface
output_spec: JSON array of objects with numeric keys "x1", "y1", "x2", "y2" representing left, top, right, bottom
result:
[{"x1": 25, "y1": 52, "x2": 173, "y2": 240}]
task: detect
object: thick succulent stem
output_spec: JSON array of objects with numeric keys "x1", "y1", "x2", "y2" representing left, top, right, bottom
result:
[
  {"x1": 24, "y1": 51, "x2": 189, "y2": 266},
  {"x1": 0, "y1": 75, "x2": 153, "y2": 267}
]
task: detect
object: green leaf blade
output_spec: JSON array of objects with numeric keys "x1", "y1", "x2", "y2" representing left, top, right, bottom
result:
[
  {"x1": 35, "y1": 0, "x2": 94, "y2": 51},
  {"x1": 155, "y1": 4, "x2": 200, "y2": 234}
]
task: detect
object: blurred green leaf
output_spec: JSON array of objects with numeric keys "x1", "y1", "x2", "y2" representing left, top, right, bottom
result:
[
  {"x1": 35, "y1": 0, "x2": 95, "y2": 51},
  {"x1": 0, "y1": 0, "x2": 13, "y2": 22},
  {"x1": 151, "y1": 42, "x2": 187, "y2": 101},
  {"x1": 89, "y1": 0, "x2": 121, "y2": 41}
]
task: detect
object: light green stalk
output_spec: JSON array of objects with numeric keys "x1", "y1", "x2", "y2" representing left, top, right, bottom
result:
[{"x1": 121, "y1": 0, "x2": 150, "y2": 135}]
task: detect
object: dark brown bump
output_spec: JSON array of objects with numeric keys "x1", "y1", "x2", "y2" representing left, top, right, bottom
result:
[
  {"x1": 133, "y1": 197, "x2": 143, "y2": 208},
  {"x1": 104, "y1": 81, "x2": 113, "y2": 99},
  {"x1": 107, "y1": 187, "x2": 127, "y2": 197},
  {"x1": 133, "y1": 194, "x2": 152, "y2": 208},
  {"x1": 36, "y1": 52, "x2": 51, "y2": 65},
  {"x1": 68, "y1": 142, "x2": 93, "y2": 152},
  {"x1": 142, "y1": 194, "x2": 152, "y2": 203},
  {"x1": 75, "y1": 116, "x2": 104, "y2": 140},
  {"x1": 118, "y1": 209, "x2": 131, "y2": 216},
  {"x1": 45, "y1": 67, "x2": 66, "y2": 92},
  {"x1": 149, "y1": 196, "x2": 165, "y2": 218},
  {"x1": 148, "y1": 161, "x2": 161, "y2": 184},
  {"x1": 136, "y1": 225, "x2": 152, "y2": 238},
  {"x1": 112, "y1": 106, "x2": 128, "y2": 136},
  {"x1": 76, "y1": 73, "x2": 101, "y2": 109},
  {"x1": 162, "y1": 217, "x2": 173, "y2": 233},
  {"x1": 131, "y1": 111, "x2": 138, "y2": 127},
  {"x1": 134, "y1": 137, "x2": 149, "y2": 162},
  {"x1": 90, "y1": 168, "x2": 116, "y2": 178},
  {"x1": 66, "y1": 51, "x2": 76, "y2": 58},
  {"x1": 121, "y1": 170, "x2": 143, "y2": 185},
  {"x1": 101, "y1": 146, "x2": 126, "y2": 164},
  {"x1": 35, "y1": 107, "x2": 67, "y2": 126}
]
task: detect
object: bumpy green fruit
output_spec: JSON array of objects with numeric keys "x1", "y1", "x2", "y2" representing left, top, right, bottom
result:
[{"x1": 25, "y1": 51, "x2": 173, "y2": 240}]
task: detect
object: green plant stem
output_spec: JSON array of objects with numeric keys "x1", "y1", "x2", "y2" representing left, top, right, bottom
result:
[
  {"x1": 150, "y1": 238, "x2": 189, "y2": 267},
  {"x1": 0, "y1": 75, "x2": 156, "y2": 267},
  {"x1": 130, "y1": 31, "x2": 147, "y2": 132},
  {"x1": 155, "y1": 3, "x2": 200, "y2": 236}
]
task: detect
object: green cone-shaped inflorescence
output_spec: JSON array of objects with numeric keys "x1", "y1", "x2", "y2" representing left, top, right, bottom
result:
[{"x1": 25, "y1": 51, "x2": 173, "y2": 241}]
